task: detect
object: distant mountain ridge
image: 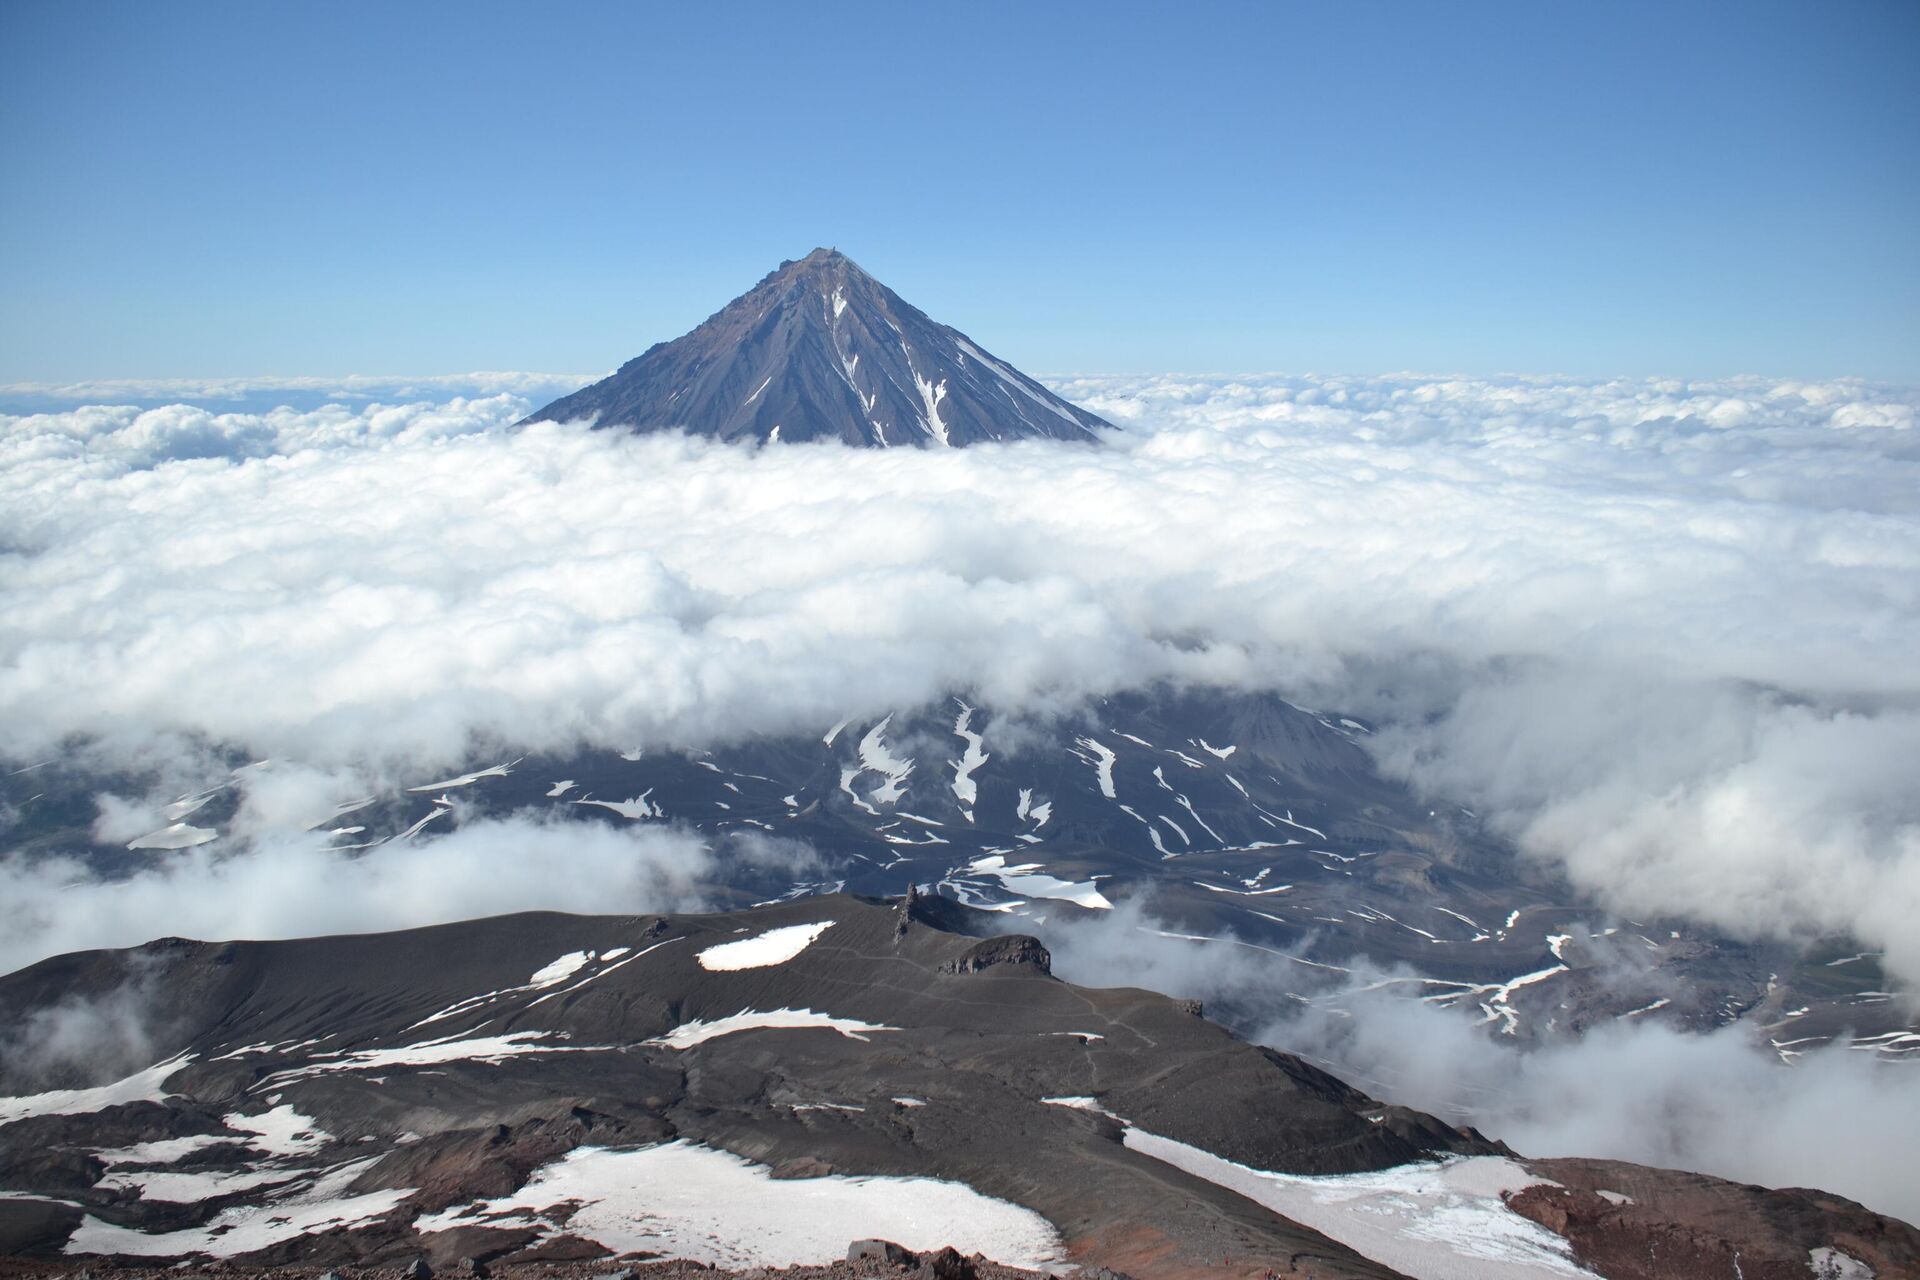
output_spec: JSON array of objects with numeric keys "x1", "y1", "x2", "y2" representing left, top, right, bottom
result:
[{"x1": 523, "y1": 248, "x2": 1111, "y2": 446}]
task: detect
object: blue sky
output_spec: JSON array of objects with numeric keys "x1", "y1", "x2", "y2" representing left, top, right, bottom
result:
[{"x1": 1, "y1": 0, "x2": 1915, "y2": 383}]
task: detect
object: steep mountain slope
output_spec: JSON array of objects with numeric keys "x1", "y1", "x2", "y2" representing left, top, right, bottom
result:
[
  {"x1": 521, "y1": 249, "x2": 1110, "y2": 446},
  {"x1": 1, "y1": 896, "x2": 1912, "y2": 1278}
]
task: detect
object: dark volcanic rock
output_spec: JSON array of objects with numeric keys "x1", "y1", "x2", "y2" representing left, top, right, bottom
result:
[
  {"x1": 1510, "y1": 1157, "x2": 1920, "y2": 1280},
  {"x1": 0, "y1": 1196, "x2": 81, "y2": 1255},
  {"x1": 522, "y1": 249, "x2": 1109, "y2": 447},
  {"x1": 939, "y1": 934, "x2": 1051, "y2": 975},
  {"x1": 769, "y1": 1156, "x2": 836, "y2": 1179},
  {"x1": 910, "y1": 1247, "x2": 974, "y2": 1280}
]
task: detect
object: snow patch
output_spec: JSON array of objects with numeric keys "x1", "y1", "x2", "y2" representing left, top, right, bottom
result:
[
  {"x1": 224, "y1": 1104, "x2": 329, "y2": 1156},
  {"x1": 413, "y1": 1141, "x2": 1060, "y2": 1267},
  {"x1": 950, "y1": 703, "x2": 990, "y2": 809},
  {"x1": 1126, "y1": 1130, "x2": 1593, "y2": 1280},
  {"x1": 1809, "y1": 1246, "x2": 1875, "y2": 1279},
  {"x1": 1015, "y1": 788, "x2": 1052, "y2": 828},
  {"x1": 94, "y1": 1135, "x2": 230, "y2": 1167},
  {"x1": 856, "y1": 715, "x2": 915, "y2": 805},
  {"x1": 268, "y1": 1032, "x2": 604, "y2": 1080},
  {"x1": 996, "y1": 869, "x2": 1112, "y2": 911},
  {"x1": 66, "y1": 1158, "x2": 412, "y2": 1258},
  {"x1": 573, "y1": 791, "x2": 662, "y2": 820},
  {"x1": 96, "y1": 1164, "x2": 296, "y2": 1204},
  {"x1": 406, "y1": 760, "x2": 514, "y2": 792},
  {"x1": 696, "y1": 920, "x2": 834, "y2": 971},
  {"x1": 644, "y1": 1008, "x2": 898, "y2": 1049},
  {"x1": 0, "y1": 1054, "x2": 193, "y2": 1126},
  {"x1": 1073, "y1": 737, "x2": 1118, "y2": 798},
  {"x1": 127, "y1": 822, "x2": 218, "y2": 850}
]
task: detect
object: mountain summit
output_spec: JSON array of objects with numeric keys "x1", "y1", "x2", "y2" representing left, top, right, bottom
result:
[{"x1": 523, "y1": 248, "x2": 1110, "y2": 446}]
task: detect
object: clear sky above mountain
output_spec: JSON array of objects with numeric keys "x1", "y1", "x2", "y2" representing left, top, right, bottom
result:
[{"x1": 1, "y1": 0, "x2": 1914, "y2": 382}]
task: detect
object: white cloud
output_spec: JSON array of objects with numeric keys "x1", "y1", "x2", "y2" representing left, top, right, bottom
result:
[
  {"x1": 0, "y1": 813, "x2": 712, "y2": 978},
  {"x1": 2, "y1": 371, "x2": 1918, "y2": 986}
]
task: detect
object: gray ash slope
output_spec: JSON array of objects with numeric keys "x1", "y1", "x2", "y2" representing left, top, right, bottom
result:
[
  {"x1": 5, "y1": 894, "x2": 1916, "y2": 1279},
  {"x1": 521, "y1": 249, "x2": 1109, "y2": 446}
]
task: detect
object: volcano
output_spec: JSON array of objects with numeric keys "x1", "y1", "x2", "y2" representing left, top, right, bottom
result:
[{"x1": 522, "y1": 248, "x2": 1111, "y2": 446}]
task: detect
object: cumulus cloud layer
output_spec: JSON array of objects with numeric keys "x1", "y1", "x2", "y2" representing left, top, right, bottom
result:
[{"x1": 2, "y1": 371, "x2": 1918, "y2": 984}]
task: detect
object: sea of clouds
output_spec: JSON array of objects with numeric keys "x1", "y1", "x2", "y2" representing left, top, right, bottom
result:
[
  {"x1": 2, "y1": 369, "x2": 1917, "y2": 1213},
  {"x1": 4, "y1": 370, "x2": 1917, "y2": 971}
]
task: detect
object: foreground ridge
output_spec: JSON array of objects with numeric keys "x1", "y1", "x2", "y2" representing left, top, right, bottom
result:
[{"x1": 0, "y1": 894, "x2": 1912, "y2": 1279}]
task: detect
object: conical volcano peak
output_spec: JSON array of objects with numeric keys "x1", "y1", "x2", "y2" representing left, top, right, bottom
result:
[
  {"x1": 759, "y1": 247, "x2": 856, "y2": 287},
  {"x1": 794, "y1": 245, "x2": 849, "y2": 267},
  {"x1": 523, "y1": 250, "x2": 1110, "y2": 447},
  {"x1": 739, "y1": 247, "x2": 894, "y2": 326},
  {"x1": 783, "y1": 246, "x2": 866, "y2": 280}
]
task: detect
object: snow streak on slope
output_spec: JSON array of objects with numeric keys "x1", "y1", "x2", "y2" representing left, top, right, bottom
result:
[
  {"x1": 644, "y1": 1008, "x2": 897, "y2": 1049},
  {"x1": 950, "y1": 702, "x2": 990, "y2": 812},
  {"x1": 0, "y1": 1054, "x2": 193, "y2": 1125}
]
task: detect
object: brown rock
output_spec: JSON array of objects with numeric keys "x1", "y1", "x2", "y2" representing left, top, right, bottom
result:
[
  {"x1": 848, "y1": 1239, "x2": 918, "y2": 1267},
  {"x1": 912, "y1": 1247, "x2": 975, "y2": 1280},
  {"x1": 940, "y1": 935, "x2": 1050, "y2": 976},
  {"x1": 768, "y1": 1156, "x2": 836, "y2": 1179}
]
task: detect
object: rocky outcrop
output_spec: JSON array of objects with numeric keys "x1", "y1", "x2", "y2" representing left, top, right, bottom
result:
[
  {"x1": 848, "y1": 1240, "x2": 917, "y2": 1267},
  {"x1": 939, "y1": 934, "x2": 1051, "y2": 975},
  {"x1": 1509, "y1": 1158, "x2": 1920, "y2": 1280}
]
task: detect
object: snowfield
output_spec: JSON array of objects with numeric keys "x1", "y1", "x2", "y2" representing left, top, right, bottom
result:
[
  {"x1": 1124, "y1": 1132, "x2": 1594, "y2": 1280},
  {"x1": 415, "y1": 1141, "x2": 1062, "y2": 1267},
  {"x1": 1040, "y1": 1097, "x2": 1591, "y2": 1280}
]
